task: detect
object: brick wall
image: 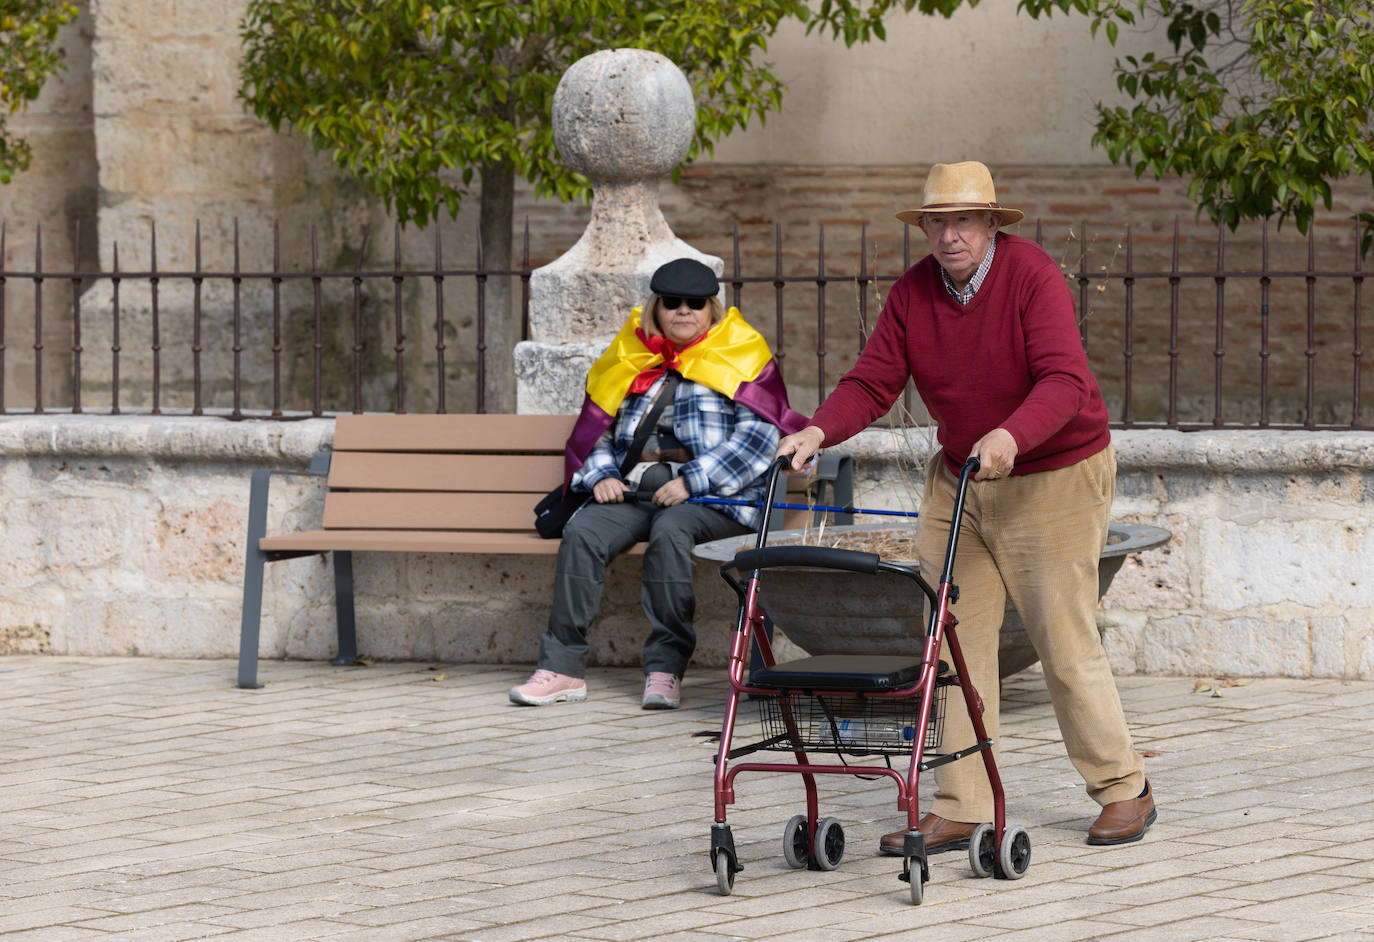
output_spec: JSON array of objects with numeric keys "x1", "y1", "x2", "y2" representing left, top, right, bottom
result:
[
  {"x1": 517, "y1": 164, "x2": 1374, "y2": 427},
  {"x1": 5, "y1": 161, "x2": 1368, "y2": 424}
]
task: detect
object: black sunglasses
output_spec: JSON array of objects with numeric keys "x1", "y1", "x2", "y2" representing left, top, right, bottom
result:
[{"x1": 659, "y1": 295, "x2": 709, "y2": 310}]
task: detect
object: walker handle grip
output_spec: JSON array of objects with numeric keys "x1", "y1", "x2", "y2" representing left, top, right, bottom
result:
[{"x1": 724, "y1": 545, "x2": 881, "y2": 576}]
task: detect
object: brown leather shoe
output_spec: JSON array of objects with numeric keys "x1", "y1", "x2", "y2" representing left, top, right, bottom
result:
[
  {"x1": 1087, "y1": 780, "x2": 1157, "y2": 845},
  {"x1": 878, "y1": 813, "x2": 977, "y2": 857}
]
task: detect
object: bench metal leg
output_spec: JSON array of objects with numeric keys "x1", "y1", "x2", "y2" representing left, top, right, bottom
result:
[
  {"x1": 332, "y1": 550, "x2": 358, "y2": 666},
  {"x1": 237, "y1": 470, "x2": 272, "y2": 689}
]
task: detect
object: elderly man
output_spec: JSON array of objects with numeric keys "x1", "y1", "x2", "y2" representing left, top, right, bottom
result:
[{"x1": 777, "y1": 161, "x2": 1156, "y2": 855}]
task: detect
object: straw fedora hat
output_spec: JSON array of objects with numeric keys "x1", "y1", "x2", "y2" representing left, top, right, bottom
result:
[{"x1": 896, "y1": 161, "x2": 1024, "y2": 227}]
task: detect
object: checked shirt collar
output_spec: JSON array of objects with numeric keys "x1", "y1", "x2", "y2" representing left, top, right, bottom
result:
[{"x1": 941, "y1": 234, "x2": 997, "y2": 304}]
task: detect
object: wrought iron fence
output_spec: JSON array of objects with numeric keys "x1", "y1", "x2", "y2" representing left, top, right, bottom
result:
[
  {"x1": 0, "y1": 214, "x2": 1368, "y2": 429},
  {"x1": 0, "y1": 218, "x2": 534, "y2": 418}
]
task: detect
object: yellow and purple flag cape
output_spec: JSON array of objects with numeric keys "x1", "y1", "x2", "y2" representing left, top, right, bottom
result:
[{"x1": 564, "y1": 306, "x2": 808, "y2": 483}]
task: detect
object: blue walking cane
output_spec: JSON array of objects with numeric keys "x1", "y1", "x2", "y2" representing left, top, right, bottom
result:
[
  {"x1": 623, "y1": 491, "x2": 919, "y2": 518},
  {"x1": 685, "y1": 495, "x2": 920, "y2": 519},
  {"x1": 626, "y1": 472, "x2": 919, "y2": 677},
  {"x1": 624, "y1": 455, "x2": 919, "y2": 519}
]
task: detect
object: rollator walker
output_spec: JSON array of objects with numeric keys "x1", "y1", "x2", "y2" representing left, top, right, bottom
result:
[{"x1": 709, "y1": 455, "x2": 1031, "y2": 904}]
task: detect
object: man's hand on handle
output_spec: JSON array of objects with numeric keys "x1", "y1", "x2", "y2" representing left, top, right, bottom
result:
[
  {"x1": 776, "y1": 425, "x2": 826, "y2": 472},
  {"x1": 780, "y1": 424, "x2": 1015, "y2": 481},
  {"x1": 970, "y1": 427, "x2": 1018, "y2": 480}
]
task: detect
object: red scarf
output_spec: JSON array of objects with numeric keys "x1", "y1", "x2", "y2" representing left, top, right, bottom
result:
[{"x1": 628, "y1": 328, "x2": 706, "y2": 394}]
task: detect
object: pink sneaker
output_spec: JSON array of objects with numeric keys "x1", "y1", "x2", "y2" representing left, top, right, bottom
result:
[
  {"x1": 509, "y1": 669, "x2": 587, "y2": 706},
  {"x1": 642, "y1": 672, "x2": 681, "y2": 710}
]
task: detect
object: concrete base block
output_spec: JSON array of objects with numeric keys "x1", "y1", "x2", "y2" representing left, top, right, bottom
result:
[{"x1": 3, "y1": 416, "x2": 1374, "y2": 679}]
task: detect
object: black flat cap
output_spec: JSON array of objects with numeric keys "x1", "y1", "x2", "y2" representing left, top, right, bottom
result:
[{"x1": 650, "y1": 258, "x2": 719, "y2": 299}]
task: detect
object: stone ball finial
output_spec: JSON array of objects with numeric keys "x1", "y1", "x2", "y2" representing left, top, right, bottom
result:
[{"x1": 552, "y1": 48, "x2": 696, "y2": 183}]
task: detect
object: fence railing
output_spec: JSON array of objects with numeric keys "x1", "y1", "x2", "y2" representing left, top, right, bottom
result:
[
  {"x1": 0, "y1": 219, "x2": 533, "y2": 418},
  {"x1": 0, "y1": 214, "x2": 1369, "y2": 429}
]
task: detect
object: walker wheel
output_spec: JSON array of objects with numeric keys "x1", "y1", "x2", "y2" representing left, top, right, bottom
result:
[
  {"x1": 715, "y1": 849, "x2": 736, "y2": 895},
  {"x1": 968, "y1": 822, "x2": 996, "y2": 878},
  {"x1": 782, "y1": 815, "x2": 809, "y2": 869},
  {"x1": 814, "y1": 817, "x2": 845, "y2": 871},
  {"x1": 905, "y1": 856, "x2": 925, "y2": 905},
  {"x1": 994, "y1": 825, "x2": 1031, "y2": 880}
]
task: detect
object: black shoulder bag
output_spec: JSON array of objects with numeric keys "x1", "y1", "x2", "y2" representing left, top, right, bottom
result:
[{"x1": 533, "y1": 373, "x2": 680, "y2": 539}]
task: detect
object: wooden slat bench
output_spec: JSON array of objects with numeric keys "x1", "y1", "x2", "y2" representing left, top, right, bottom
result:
[{"x1": 237, "y1": 414, "x2": 853, "y2": 688}]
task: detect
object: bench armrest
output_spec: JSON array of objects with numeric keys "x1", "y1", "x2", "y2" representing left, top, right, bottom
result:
[
  {"x1": 765, "y1": 452, "x2": 855, "y2": 531},
  {"x1": 812, "y1": 453, "x2": 855, "y2": 525},
  {"x1": 247, "y1": 451, "x2": 331, "y2": 554}
]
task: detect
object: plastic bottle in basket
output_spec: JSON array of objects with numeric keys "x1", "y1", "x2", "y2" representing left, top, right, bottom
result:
[{"x1": 821, "y1": 718, "x2": 916, "y2": 749}]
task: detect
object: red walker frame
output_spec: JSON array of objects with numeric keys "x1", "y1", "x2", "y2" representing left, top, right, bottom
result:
[{"x1": 709, "y1": 455, "x2": 1031, "y2": 903}]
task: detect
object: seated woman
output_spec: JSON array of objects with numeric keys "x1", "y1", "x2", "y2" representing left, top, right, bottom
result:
[{"x1": 511, "y1": 258, "x2": 807, "y2": 709}]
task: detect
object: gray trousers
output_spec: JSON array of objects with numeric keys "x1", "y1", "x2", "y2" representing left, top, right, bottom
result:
[{"x1": 537, "y1": 500, "x2": 750, "y2": 678}]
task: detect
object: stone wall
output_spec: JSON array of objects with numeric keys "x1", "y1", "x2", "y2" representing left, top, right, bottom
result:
[
  {"x1": 0, "y1": 7, "x2": 97, "y2": 409},
  {"x1": 1105, "y1": 431, "x2": 1374, "y2": 678},
  {"x1": 2, "y1": 415, "x2": 1370, "y2": 680},
  {"x1": 5, "y1": 161, "x2": 1366, "y2": 421},
  {"x1": 839, "y1": 425, "x2": 1374, "y2": 679},
  {"x1": 627, "y1": 166, "x2": 1374, "y2": 427},
  {"x1": 1, "y1": 0, "x2": 489, "y2": 416},
  {"x1": 4, "y1": 4, "x2": 1368, "y2": 421}
]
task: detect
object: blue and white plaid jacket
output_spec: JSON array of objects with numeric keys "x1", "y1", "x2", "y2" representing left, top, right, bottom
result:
[{"x1": 571, "y1": 374, "x2": 781, "y2": 529}]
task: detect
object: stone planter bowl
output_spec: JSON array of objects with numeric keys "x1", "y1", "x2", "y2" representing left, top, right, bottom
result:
[{"x1": 694, "y1": 521, "x2": 1172, "y2": 678}]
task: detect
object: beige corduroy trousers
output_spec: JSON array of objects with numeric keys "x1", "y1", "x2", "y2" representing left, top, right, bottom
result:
[{"x1": 916, "y1": 444, "x2": 1144, "y2": 823}]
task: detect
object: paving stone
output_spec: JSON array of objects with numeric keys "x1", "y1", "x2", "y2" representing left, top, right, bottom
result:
[
  {"x1": 69, "y1": 903, "x2": 253, "y2": 932},
  {"x1": 0, "y1": 905, "x2": 120, "y2": 934},
  {"x1": 959, "y1": 920, "x2": 1121, "y2": 941},
  {"x1": 81, "y1": 924, "x2": 240, "y2": 942},
  {"x1": 0, "y1": 927, "x2": 112, "y2": 941},
  {"x1": 1096, "y1": 914, "x2": 1274, "y2": 941},
  {"x1": 571, "y1": 908, "x2": 742, "y2": 940},
  {"x1": 437, "y1": 912, "x2": 612, "y2": 942},
  {"x1": 3, "y1": 657, "x2": 1374, "y2": 940}
]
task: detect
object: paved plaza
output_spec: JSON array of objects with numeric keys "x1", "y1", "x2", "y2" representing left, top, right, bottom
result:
[{"x1": 3, "y1": 655, "x2": 1374, "y2": 941}]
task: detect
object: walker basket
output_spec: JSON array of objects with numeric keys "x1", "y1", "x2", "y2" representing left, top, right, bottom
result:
[{"x1": 754, "y1": 685, "x2": 946, "y2": 757}]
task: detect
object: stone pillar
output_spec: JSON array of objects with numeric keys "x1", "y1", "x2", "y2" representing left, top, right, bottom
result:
[
  {"x1": 0, "y1": 8, "x2": 97, "y2": 410},
  {"x1": 514, "y1": 48, "x2": 720, "y2": 415},
  {"x1": 75, "y1": 0, "x2": 390, "y2": 413},
  {"x1": 74, "y1": 0, "x2": 274, "y2": 410}
]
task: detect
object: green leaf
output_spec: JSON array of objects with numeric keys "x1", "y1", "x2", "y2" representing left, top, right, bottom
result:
[
  {"x1": 0, "y1": 0, "x2": 78, "y2": 182},
  {"x1": 234, "y1": 0, "x2": 1374, "y2": 259},
  {"x1": 238, "y1": 0, "x2": 976, "y2": 228},
  {"x1": 1079, "y1": 0, "x2": 1374, "y2": 256}
]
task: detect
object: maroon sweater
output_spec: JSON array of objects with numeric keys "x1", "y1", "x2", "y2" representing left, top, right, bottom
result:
[{"x1": 812, "y1": 233, "x2": 1110, "y2": 477}]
